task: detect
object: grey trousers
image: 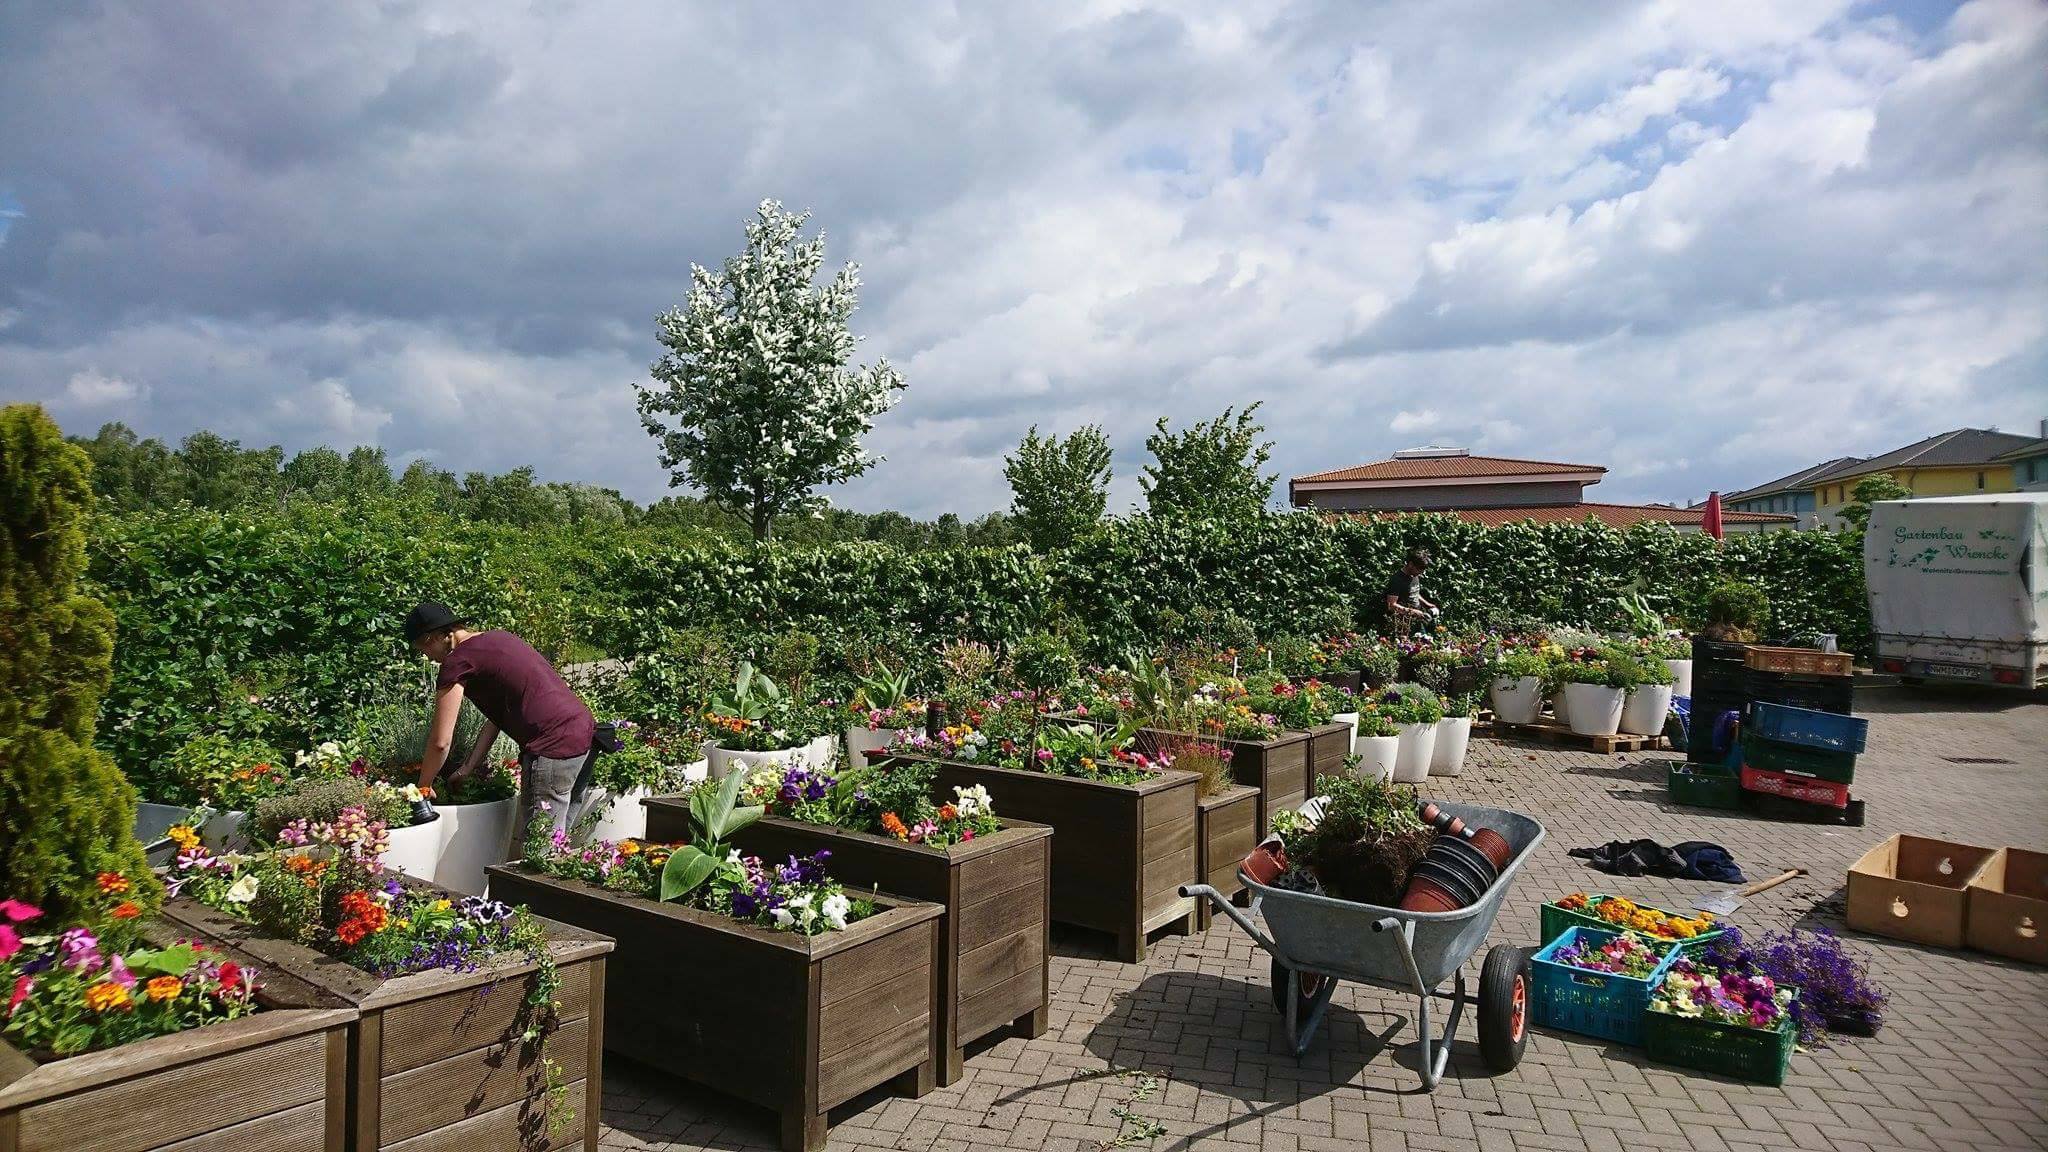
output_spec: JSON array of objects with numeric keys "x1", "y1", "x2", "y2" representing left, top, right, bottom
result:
[{"x1": 510, "y1": 749, "x2": 586, "y2": 856}]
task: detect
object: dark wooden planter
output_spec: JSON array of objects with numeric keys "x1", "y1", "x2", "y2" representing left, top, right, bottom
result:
[
  {"x1": 0, "y1": 950, "x2": 353, "y2": 1152},
  {"x1": 1140, "y1": 728, "x2": 1309, "y2": 840},
  {"x1": 1305, "y1": 721, "x2": 1352, "y2": 782},
  {"x1": 1448, "y1": 664, "x2": 1483, "y2": 697},
  {"x1": 159, "y1": 896, "x2": 612, "y2": 1152},
  {"x1": 1305, "y1": 670, "x2": 1363, "y2": 695},
  {"x1": 886, "y1": 754, "x2": 1199, "y2": 963},
  {"x1": 644, "y1": 807, "x2": 1052, "y2": 1088},
  {"x1": 1194, "y1": 784, "x2": 1260, "y2": 931},
  {"x1": 484, "y1": 868, "x2": 939, "y2": 1152}
]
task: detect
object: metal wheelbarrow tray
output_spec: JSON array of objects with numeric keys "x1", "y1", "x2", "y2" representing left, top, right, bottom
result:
[{"x1": 1184, "y1": 801, "x2": 1545, "y2": 1090}]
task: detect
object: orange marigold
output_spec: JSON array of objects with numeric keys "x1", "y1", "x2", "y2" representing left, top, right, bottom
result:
[
  {"x1": 144, "y1": 976, "x2": 183, "y2": 1003},
  {"x1": 84, "y1": 982, "x2": 130, "y2": 1012},
  {"x1": 110, "y1": 901, "x2": 141, "y2": 919},
  {"x1": 880, "y1": 812, "x2": 909, "y2": 842},
  {"x1": 96, "y1": 872, "x2": 130, "y2": 895}
]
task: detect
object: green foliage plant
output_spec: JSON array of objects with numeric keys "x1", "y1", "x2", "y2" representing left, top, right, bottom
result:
[
  {"x1": 1139, "y1": 404, "x2": 1276, "y2": 520},
  {"x1": 1554, "y1": 657, "x2": 1632, "y2": 689},
  {"x1": 658, "y1": 767, "x2": 764, "y2": 902},
  {"x1": 1838, "y1": 473, "x2": 1912, "y2": 533},
  {"x1": 164, "y1": 734, "x2": 289, "y2": 810},
  {"x1": 1701, "y1": 579, "x2": 1771, "y2": 642},
  {"x1": 1490, "y1": 649, "x2": 1552, "y2": 682},
  {"x1": 0, "y1": 404, "x2": 161, "y2": 922},
  {"x1": 1004, "y1": 424, "x2": 1113, "y2": 551}
]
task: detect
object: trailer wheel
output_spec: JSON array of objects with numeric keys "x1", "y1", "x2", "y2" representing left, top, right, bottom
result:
[
  {"x1": 1269, "y1": 957, "x2": 1324, "y2": 1018},
  {"x1": 1477, "y1": 944, "x2": 1531, "y2": 1073}
]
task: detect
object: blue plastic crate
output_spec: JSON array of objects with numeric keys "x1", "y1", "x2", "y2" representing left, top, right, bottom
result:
[
  {"x1": 1747, "y1": 701, "x2": 1868, "y2": 753},
  {"x1": 1531, "y1": 926, "x2": 1680, "y2": 1046}
]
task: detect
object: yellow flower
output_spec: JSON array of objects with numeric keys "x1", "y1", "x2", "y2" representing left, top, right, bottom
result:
[
  {"x1": 167, "y1": 824, "x2": 201, "y2": 852},
  {"x1": 620, "y1": 841, "x2": 641, "y2": 856},
  {"x1": 432, "y1": 899, "x2": 452, "y2": 912},
  {"x1": 85, "y1": 983, "x2": 130, "y2": 1012},
  {"x1": 144, "y1": 976, "x2": 183, "y2": 1003}
]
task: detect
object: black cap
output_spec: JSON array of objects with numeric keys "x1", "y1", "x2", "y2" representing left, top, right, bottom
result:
[{"x1": 403, "y1": 601, "x2": 467, "y2": 645}]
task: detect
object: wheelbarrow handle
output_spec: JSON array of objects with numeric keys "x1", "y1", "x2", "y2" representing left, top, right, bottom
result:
[{"x1": 1179, "y1": 884, "x2": 1279, "y2": 955}]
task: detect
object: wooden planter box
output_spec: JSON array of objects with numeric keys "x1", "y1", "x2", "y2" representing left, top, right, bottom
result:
[
  {"x1": 1194, "y1": 784, "x2": 1260, "y2": 931},
  {"x1": 159, "y1": 897, "x2": 611, "y2": 1152},
  {"x1": 889, "y1": 754, "x2": 1199, "y2": 963},
  {"x1": 644, "y1": 807, "x2": 1052, "y2": 1088},
  {"x1": 1140, "y1": 728, "x2": 1309, "y2": 839},
  {"x1": 1305, "y1": 721, "x2": 1352, "y2": 782},
  {"x1": 0, "y1": 950, "x2": 353, "y2": 1152},
  {"x1": 483, "y1": 867, "x2": 938, "y2": 1152}
]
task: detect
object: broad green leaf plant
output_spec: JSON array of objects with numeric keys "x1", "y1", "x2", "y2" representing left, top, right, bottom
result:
[{"x1": 657, "y1": 766, "x2": 764, "y2": 903}]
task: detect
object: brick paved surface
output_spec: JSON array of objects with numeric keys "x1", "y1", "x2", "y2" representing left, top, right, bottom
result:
[{"x1": 599, "y1": 688, "x2": 2048, "y2": 1152}]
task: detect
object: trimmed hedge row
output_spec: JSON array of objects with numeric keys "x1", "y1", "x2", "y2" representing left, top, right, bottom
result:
[{"x1": 87, "y1": 505, "x2": 1870, "y2": 776}]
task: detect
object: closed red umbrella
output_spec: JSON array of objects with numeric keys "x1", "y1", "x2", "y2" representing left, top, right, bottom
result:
[{"x1": 1702, "y1": 491, "x2": 1725, "y2": 540}]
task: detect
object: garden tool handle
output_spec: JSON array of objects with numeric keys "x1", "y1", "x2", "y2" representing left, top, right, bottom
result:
[{"x1": 1739, "y1": 868, "x2": 1804, "y2": 897}]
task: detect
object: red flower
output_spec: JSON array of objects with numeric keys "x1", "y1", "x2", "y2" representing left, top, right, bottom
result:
[
  {"x1": 217, "y1": 962, "x2": 242, "y2": 989},
  {"x1": 110, "y1": 901, "x2": 141, "y2": 919},
  {"x1": 7, "y1": 974, "x2": 30, "y2": 1016}
]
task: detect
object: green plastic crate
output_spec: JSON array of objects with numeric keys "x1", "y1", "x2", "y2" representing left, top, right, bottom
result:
[
  {"x1": 1643, "y1": 995, "x2": 1798, "y2": 1086},
  {"x1": 1668, "y1": 761, "x2": 1744, "y2": 809},
  {"x1": 1742, "y1": 731, "x2": 1855, "y2": 783},
  {"x1": 1539, "y1": 896, "x2": 1724, "y2": 952}
]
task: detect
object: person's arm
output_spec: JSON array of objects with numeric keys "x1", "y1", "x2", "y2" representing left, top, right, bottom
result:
[
  {"x1": 417, "y1": 682, "x2": 466, "y2": 792},
  {"x1": 1416, "y1": 590, "x2": 1440, "y2": 612},
  {"x1": 1385, "y1": 592, "x2": 1420, "y2": 621},
  {"x1": 448, "y1": 720, "x2": 500, "y2": 782}
]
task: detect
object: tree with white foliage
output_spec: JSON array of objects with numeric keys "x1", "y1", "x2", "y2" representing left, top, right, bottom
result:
[{"x1": 637, "y1": 200, "x2": 906, "y2": 541}]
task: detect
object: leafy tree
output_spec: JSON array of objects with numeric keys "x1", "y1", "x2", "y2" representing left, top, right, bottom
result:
[
  {"x1": 282, "y1": 446, "x2": 349, "y2": 502},
  {"x1": 637, "y1": 199, "x2": 906, "y2": 540},
  {"x1": 1004, "y1": 424, "x2": 1112, "y2": 550},
  {"x1": 1837, "y1": 473, "x2": 1912, "y2": 533},
  {"x1": 0, "y1": 404, "x2": 160, "y2": 921},
  {"x1": 397, "y1": 459, "x2": 465, "y2": 517},
  {"x1": 1140, "y1": 403, "x2": 1275, "y2": 520},
  {"x1": 343, "y1": 445, "x2": 396, "y2": 501}
]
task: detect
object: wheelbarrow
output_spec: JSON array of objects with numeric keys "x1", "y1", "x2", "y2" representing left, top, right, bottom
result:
[{"x1": 1183, "y1": 802, "x2": 1545, "y2": 1090}]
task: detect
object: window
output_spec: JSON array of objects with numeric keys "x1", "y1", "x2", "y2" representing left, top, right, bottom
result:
[{"x1": 1977, "y1": 471, "x2": 1986, "y2": 489}]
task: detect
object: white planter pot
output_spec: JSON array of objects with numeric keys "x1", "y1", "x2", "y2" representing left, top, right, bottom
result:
[
  {"x1": 707, "y1": 738, "x2": 835, "y2": 781},
  {"x1": 1330, "y1": 711, "x2": 1360, "y2": 750},
  {"x1": 1550, "y1": 690, "x2": 1571, "y2": 726},
  {"x1": 1664, "y1": 659, "x2": 1693, "y2": 700},
  {"x1": 845, "y1": 725, "x2": 907, "y2": 768},
  {"x1": 133, "y1": 802, "x2": 245, "y2": 851},
  {"x1": 1393, "y1": 722, "x2": 1437, "y2": 783},
  {"x1": 1352, "y1": 735, "x2": 1398, "y2": 783},
  {"x1": 1430, "y1": 716, "x2": 1473, "y2": 776},
  {"x1": 1620, "y1": 684, "x2": 1676, "y2": 736},
  {"x1": 574, "y1": 785, "x2": 652, "y2": 845},
  {"x1": 380, "y1": 815, "x2": 444, "y2": 881},
  {"x1": 1489, "y1": 676, "x2": 1543, "y2": 726},
  {"x1": 433, "y1": 797, "x2": 516, "y2": 896},
  {"x1": 1561, "y1": 683, "x2": 1626, "y2": 737}
]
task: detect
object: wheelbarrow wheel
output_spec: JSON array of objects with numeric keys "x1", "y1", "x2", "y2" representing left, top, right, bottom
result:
[
  {"x1": 1477, "y1": 944, "x2": 1532, "y2": 1073},
  {"x1": 1269, "y1": 957, "x2": 1325, "y2": 1018}
]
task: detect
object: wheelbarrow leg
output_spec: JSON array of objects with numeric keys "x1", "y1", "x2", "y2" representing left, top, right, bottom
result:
[
  {"x1": 1413, "y1": 969, "x2": 1465, "y2": 1091},
  {"x1": 1281, "y1": 964, "x2": 1339, "y2": 1058}
]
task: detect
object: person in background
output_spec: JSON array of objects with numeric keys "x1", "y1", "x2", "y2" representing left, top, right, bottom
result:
[
  {"x1": 1383, "y1": 548, "x2": 1441, "y2": 631},
  {"x1": 403, "y1": 601, "x2": 594, "y2": 844}
]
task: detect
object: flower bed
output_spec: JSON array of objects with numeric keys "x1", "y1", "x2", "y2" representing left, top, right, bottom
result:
[
  {"x1": 485, "y1": 864, "x2": 939, "y2": 1152},
  {"x1": 648, "y1": 789, "x2": 1051, "y2": 1087}
]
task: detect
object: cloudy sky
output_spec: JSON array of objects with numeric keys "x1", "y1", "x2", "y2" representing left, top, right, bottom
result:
[{"x1": 2, "y1": 0, "x2": 2042, "y2": 517}]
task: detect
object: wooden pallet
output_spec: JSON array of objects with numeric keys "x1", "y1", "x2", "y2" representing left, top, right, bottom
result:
[{"x1": 1485, "y1": 718, "x2": 1667, "y2": 755}]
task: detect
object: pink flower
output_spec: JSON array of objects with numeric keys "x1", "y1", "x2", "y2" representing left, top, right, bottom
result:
[
  {"x1": 58, "y1": 927, "x2": 102, "y2": 971},
  {"x1": 107, "y1": 954, "x2": 137, "y2": 990},
  {"x1": 0, "y1": 924, "x2": 19, "y2": 963},
  {"x1": 0, "y1": 899, "x2": 41, "y2": 924}
]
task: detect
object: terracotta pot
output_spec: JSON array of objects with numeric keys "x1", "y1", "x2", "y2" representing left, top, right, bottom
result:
[
  {"x1": 1409, "y1": 858, "x2": 1481, "y2": 906},
  {"x1": 1468, "y1": 827, "x2": 1514, "y2": 873},
  {"x1": 1399, "y1": 875, "x2": 1463, "y2": 913},
  {"x1": 1242, "y1": 842, "x2": 1288, "y2": 887}
]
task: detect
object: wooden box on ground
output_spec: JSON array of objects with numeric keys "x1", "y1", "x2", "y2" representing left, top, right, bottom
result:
[
  {"x1": 0, "y1": 953, "x2": 353, "y2": 1152},
  {"x1": 1194, "y1": 784, "x2": 1259, "y2": 931},
  {"x1": 1966, "y1": 847, "x2": 2048, "y2": 965},
  {"x1": 484, "y1": 867, "x2": 939, "y2": 1152},
  {"x1": 1846, "y1": 834, "x2": 1997, "y2": 948},
  {"x1": 892, "y1": 754, "x2": 1199, "y2": 963},
  {"x1": 646, "y1": 806, "x2": 1051, "y2": 1087},
  {"x1": 160, "y1": 897, "x2": 612, "y2": 1152},
  {"x1": 1140, "y1": 728, "x2": 1309, "y2": 838},
  {"x1": 1304, "y1": 722, "x2": 1352, "y2": 783}
]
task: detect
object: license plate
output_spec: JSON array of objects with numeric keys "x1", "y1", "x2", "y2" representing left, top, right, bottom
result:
[{"x1": 1924, "y1": 662, "x2": 1979, "y2": 680}]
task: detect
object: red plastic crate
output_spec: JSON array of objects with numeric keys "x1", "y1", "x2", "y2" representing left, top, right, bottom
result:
[{"x1": 1740, "y1": 764, "x2": 1849, "y2": 809}]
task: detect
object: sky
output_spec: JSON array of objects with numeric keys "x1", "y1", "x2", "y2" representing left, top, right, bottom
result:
[{"x1": 1, "y1": 0, "x2": 2043, "y2": 518}]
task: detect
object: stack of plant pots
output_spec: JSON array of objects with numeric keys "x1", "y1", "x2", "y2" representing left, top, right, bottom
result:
[{"x1": 1399, "y1": 804, "x2": 1515, "y2": 912}]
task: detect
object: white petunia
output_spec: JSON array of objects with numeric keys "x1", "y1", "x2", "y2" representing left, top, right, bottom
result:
[
  {"x1": 225, "y1": 875, "x2": 260, "y2": 904},
  {"x1": 821, "y1": 893, "x2": 851, "y2": 931}
]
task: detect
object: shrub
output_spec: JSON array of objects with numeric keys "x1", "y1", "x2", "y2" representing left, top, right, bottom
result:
[
  {"x1": 161, "y1": 733, "x2": 289, "y2": 809},
  {"x1": 1700, "y1": 579, "x2": 1771, "y2": 642},
  {"x1": 0, "y1": 404, "x2": 160, "y2": 922}
]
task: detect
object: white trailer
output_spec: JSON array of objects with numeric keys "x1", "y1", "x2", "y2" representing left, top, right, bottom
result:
[{"x1": 1863, "y1": 493, "x2": 2046, "y2": 689}]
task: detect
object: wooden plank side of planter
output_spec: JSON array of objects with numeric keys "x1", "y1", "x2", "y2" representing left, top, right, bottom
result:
[
  {"x1": 1139, "y1": 784, "x2": 1199, "y2": 932},
  {"x1": 1194, "y1": 785, "x2": 1259, "y2": 929},
  {"x1": 379, "y1": 1013, "x2": 591, "y2": 1147},
  {"x1": 1305, "y1": 722, "x2": 1351, "y2": 781},
  {"x1": 815, "y1": 922, "x2": 935, "y2": 1110},
  {"x1": 379, "y1": 1087, "x2": 585, "y2": 1152},
  {"x1": 379, "y1": 957, "x2": 593, "y2": 1074}
]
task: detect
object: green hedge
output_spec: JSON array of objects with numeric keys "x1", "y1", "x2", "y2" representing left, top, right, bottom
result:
[{"x1": 87, "y1": 506, "x2": 1869, "y2": 781}]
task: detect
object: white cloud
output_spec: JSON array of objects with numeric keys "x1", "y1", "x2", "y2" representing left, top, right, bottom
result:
[{"x1": 64, "y1": 370, "x2": 140, "y2": 405}]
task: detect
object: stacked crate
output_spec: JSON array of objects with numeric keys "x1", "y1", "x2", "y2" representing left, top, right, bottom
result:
[
  {"x1": 1737, "y1": 646, "x2": 1865, "y2": 823},
  {"x1": 1685, "y1": 638, "x2": 1751, "y2": 766}
]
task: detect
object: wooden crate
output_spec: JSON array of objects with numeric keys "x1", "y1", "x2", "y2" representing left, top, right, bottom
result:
[
  {"x1": 0, "y1": 955, "x2": 353, "y2": 1152},
  {"x1": 647, "y1": 807, "x2": 1051, "y2": 1087},
  {"x1": 485, "y1": 868, "x2": 939, "y2": 1152},
  {"x1": 1304, "y1": 722, "x2": 1352, "y2": 783},
  {"x1": 159, "y1": 897, "x2": 611, "y2": 1152},
  {"x1": 892, "y1": 754, "x2": 1200, "y2": 962},
  {"x1": 1488, "y1": 719, "x2": 1667, "y2": 755},
  {"x1": 1194, "y1": 784, "x2": 1260, "y2": 931},
  {"x1": 1744, "y1": 646, "x2": 1853, "y2": 677},
  {"x1": 1140, "y1": 728, "x2": 1310, "y2": 839}
]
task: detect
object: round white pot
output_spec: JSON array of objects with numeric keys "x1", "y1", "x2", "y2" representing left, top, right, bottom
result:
[
  {"x1": 845, "y1": 725, "x2": 908, "y2": 768},
  {"x1": 380, "y1": 815, "x2": 443, "y2": 881},
  {"x1": 1393, "y1": 722, "x2": 1437, "y2": 783},
  {"x1": 1561, "y1": 683, "x2": 1625, "y2": 736},
  {"x1": 707, "y1": 737, "x2": 836, "y2": 781},
  {"x1": 1550, "y1": 690, "x2": 1571, "y2": 726},
  {"x1": 1330, "y1": 711, "x2": 1360, "y2": 750},
  {"x1": 1490, "y1": 676, "x2": 1543, "y2": 725},
  {"x1": 575, "y1": 785, "x2": 652, "y2": 845},
  {"x1": 433, "y1": 797, "x2": 516, "y2": 896},
  {"x1": 1430, "y1": 716, "x2": 1473, "y2": 776},
  {"x1": 1620, "y1": 684, "x2": 1676, "y2": 736},
  {"x1": 1352, "y1": 734, "x2": 1398, "y2": 783},
  {"x1": 1664, "y1": 659, "x2": 1693, "y2": 700}
]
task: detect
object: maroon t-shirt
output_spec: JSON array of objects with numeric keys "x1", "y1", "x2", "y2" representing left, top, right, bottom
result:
[{"x1": 435, "y1": 631, "x2": 594, "y2": 760}]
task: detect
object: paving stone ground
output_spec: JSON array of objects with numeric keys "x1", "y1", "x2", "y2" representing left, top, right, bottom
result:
[{"x1": 599, "y1": 687, "x2": 2048, "y2": 1152}]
